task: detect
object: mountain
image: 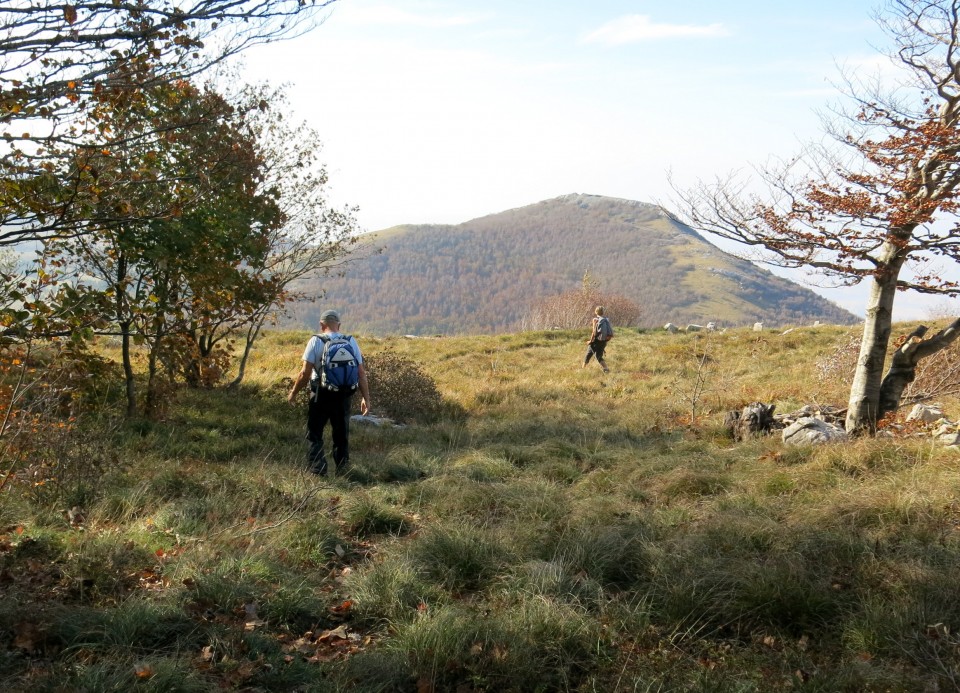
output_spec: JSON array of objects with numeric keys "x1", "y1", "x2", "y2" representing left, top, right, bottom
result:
[{"x1": 288, "y1": 193, "x2": 859, "y2": 335}]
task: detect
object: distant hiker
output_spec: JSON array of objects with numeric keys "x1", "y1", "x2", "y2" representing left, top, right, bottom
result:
[
  {"x1": 288, "y1": 309, "x2": 371, "y2": 476},
  {"x1": 582, "y1": 306, "x2": 613, "y2": 373}
]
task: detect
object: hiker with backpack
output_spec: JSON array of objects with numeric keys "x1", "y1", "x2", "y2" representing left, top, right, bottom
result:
[
  {"x1": 582, "y1": 306, "x2": 613, "y2": 373},
  {"x1": 288, "y1": 309, "x2": 370, "y2": 476}
]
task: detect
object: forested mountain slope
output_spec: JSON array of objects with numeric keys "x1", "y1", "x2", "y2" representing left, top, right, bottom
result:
[{"x1": 288, "y1": 193, "x2": 858, "y2": 335}]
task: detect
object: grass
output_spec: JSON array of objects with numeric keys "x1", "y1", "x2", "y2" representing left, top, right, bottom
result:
[{"x1": 3, "y1": 324, "x2": 960, "y2": 691}]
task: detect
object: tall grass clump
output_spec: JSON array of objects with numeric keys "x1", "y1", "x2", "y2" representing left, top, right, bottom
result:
[
  {"x1": 410, "y1": 524, "x2": 513, "y2": 593},
  {"x1": 345, "y1": 554, "x2": 448, "y2": 626},
  {"x1": 388, "y1": 599, "x2": 603, "y2": 691}
]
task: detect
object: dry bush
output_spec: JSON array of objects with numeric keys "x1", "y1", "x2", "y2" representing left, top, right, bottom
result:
[
  {"x1": 523, "y1": 290, "x2": 642, "y2": 331},
  {"x1": 159, "y1": 333, "x2": 233, "y2": 389},
  {"x1": 360, "y1": 348, "x2": 447, "y2": 424},
  {"x1": 0, "y1": 342, "x2": 122, "y2": 499},
  {"x1": 816, "y1": 334, "x2": 859, "y2": 388},
  {"x1": 903, "y1": 336, "x2": 960, "y2": 403},
  {"x1": 816, "y1": 329, "x2": 960, "y2": 406}
]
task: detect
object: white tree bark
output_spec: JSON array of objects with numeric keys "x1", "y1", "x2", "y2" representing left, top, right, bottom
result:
[{"x1": 845, "y1": 244, "x2": 906, "y2": 434}]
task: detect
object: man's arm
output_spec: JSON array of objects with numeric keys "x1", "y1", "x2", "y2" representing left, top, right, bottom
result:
[
  {"x1": 357, "y1": 363, "x2": 371, "y2": 415},
  {"x1": 288, "y1": 360, "x2": 313, "y2": 404}
]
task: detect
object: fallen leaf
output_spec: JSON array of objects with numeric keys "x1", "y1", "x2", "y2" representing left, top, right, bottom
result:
[
  {"x1": 329, "y1": 599, "x2": 353, "y2": 614},
  {"x1": 318, "y1": 624, "x2": 350, "y2": 641}
]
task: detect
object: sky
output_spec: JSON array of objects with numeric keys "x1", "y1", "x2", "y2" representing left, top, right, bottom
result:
[{"x1": 239, "y1": 0, "x2": 960, "y2": 322}]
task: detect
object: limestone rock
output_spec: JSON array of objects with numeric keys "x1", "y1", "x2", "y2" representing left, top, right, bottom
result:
[
  {"x1": 351, "y1": 414, "x2": 403, "y2": 428},
  {"x1": 906, "y1": 403, "x2": 945, "y2": 424},
  {"x1": 782, "y1": 417, "x2": 848, "y2": 446}
]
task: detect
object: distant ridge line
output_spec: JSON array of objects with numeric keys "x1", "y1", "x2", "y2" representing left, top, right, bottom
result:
[{"x1": 288, "y1": 194, "x2": 858, "y2": 335}]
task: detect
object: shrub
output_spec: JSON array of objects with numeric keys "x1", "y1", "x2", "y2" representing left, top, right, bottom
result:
[
  {"x1": 817, "y1": 325, "x2": 960, "y2": 406},
  {"x1": 0, "y1": 342, "x2": 123, "y2": 502},
  {"x1": 524, "y1": 288, "x2": 642, "y2": 330},
  {"x1": 360, "y1": 348, "x2": 445, "y2": 423}
]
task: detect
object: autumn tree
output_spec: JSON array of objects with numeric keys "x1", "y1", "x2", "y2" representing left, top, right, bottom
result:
[
  {"x1": 172, "y1": 83, "x2": 365, "y2": 389},
  {"x1": 673, "y1": 0, "x2": 960, "y2": 434},
  {"x1": 58, "y1": 78, "x2": 282, "y2": 415},
  {"x1": 0, "y1": 0, "x2": 336, "y2": 247}
]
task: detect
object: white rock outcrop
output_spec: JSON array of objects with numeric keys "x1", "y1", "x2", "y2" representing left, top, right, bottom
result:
[
  {"x1": 782, "y1": 417, "x2": 849, "y2": 446},
  {"x1": 906, "y1": 403, "x2": 945, "y2": 424}
]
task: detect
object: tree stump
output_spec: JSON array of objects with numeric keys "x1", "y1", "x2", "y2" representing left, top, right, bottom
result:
[{"x1": 725, "y1": 402, "x2": 777, "y2": 441}]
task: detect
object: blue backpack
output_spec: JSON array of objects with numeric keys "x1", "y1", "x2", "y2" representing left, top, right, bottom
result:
[{"x1": 313, "y1": 334, "x2": 360, "y2": 395}]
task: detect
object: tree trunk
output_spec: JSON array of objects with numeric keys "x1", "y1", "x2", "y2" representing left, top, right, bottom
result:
[
  {"x1": 114, "y1": 254, "x2": 137, "y2": 418},
  {"x1": 876, "y1": 317, "x2": 960, "y2": 420},
  {"x1": 120, "y1": 321, "x2": 137, "y2": 418},
  {"x1": 228, "y1": 319, "x2": 264, "y2": 389},
  {"x1": 144, "y1": 335, "x2": 161, "y2": 418},
  {"x1": 846, "y1": 273, "x2": 900, "y2": 435}
]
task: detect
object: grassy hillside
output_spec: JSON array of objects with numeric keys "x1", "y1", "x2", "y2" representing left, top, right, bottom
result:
[
  {"x1": 4, "y1": 324, "x2": 960, "y2": 691},
  {"x1": 288, "y1": 194, "x2": 858, "y2": 335}
]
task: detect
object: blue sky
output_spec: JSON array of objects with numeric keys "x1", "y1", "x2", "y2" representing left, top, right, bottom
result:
[{"x1": 241, "y1": 0, "x2": 958, "y2": 321}]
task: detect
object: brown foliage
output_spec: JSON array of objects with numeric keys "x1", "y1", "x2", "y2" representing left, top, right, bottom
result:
[
  {"x1": 817, "y1": 327, "x2": 960, "y2": 408},
  {"x1": 359, "y1": 349, "x2": 450, "y2": 424},
  {"x1": 0, "y1": 343, "x2": 121, "y2": 497},
  {"x1": 524, "y1": 290, "x2": 642, "y2": 330},
  {"x1": 524, "y1": 275, "x2": 642, "y2": 331}
]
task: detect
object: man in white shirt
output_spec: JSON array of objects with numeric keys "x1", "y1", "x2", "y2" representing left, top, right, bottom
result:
[{"x1": 288, "y1": 309, "x2": 371, "y2": 476}]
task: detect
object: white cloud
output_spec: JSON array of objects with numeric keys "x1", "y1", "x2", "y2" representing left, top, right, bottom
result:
[{"x1": 583, "y1": 14, "x2": 729, "y2": 45}]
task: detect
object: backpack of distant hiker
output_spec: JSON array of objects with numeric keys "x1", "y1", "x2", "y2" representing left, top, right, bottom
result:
[
  {"x1": 596, "y1": 316, "x2": 614, "y2": 341},
  {"x1": 312, "y1": 334, "x2": 360, "y2": 396}
]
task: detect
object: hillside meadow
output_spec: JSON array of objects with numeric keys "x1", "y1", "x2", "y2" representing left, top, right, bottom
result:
[{"x1": 3, "y1": 324, "x2": 960, "y2": 691}]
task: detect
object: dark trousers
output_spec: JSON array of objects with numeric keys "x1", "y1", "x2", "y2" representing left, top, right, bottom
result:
[
  {"x1": 307, "y1": 390, "x2": 352, "y2": 475},
  {"x1": 584, "y1": 340, "x2": 608, "y2": 369}
]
